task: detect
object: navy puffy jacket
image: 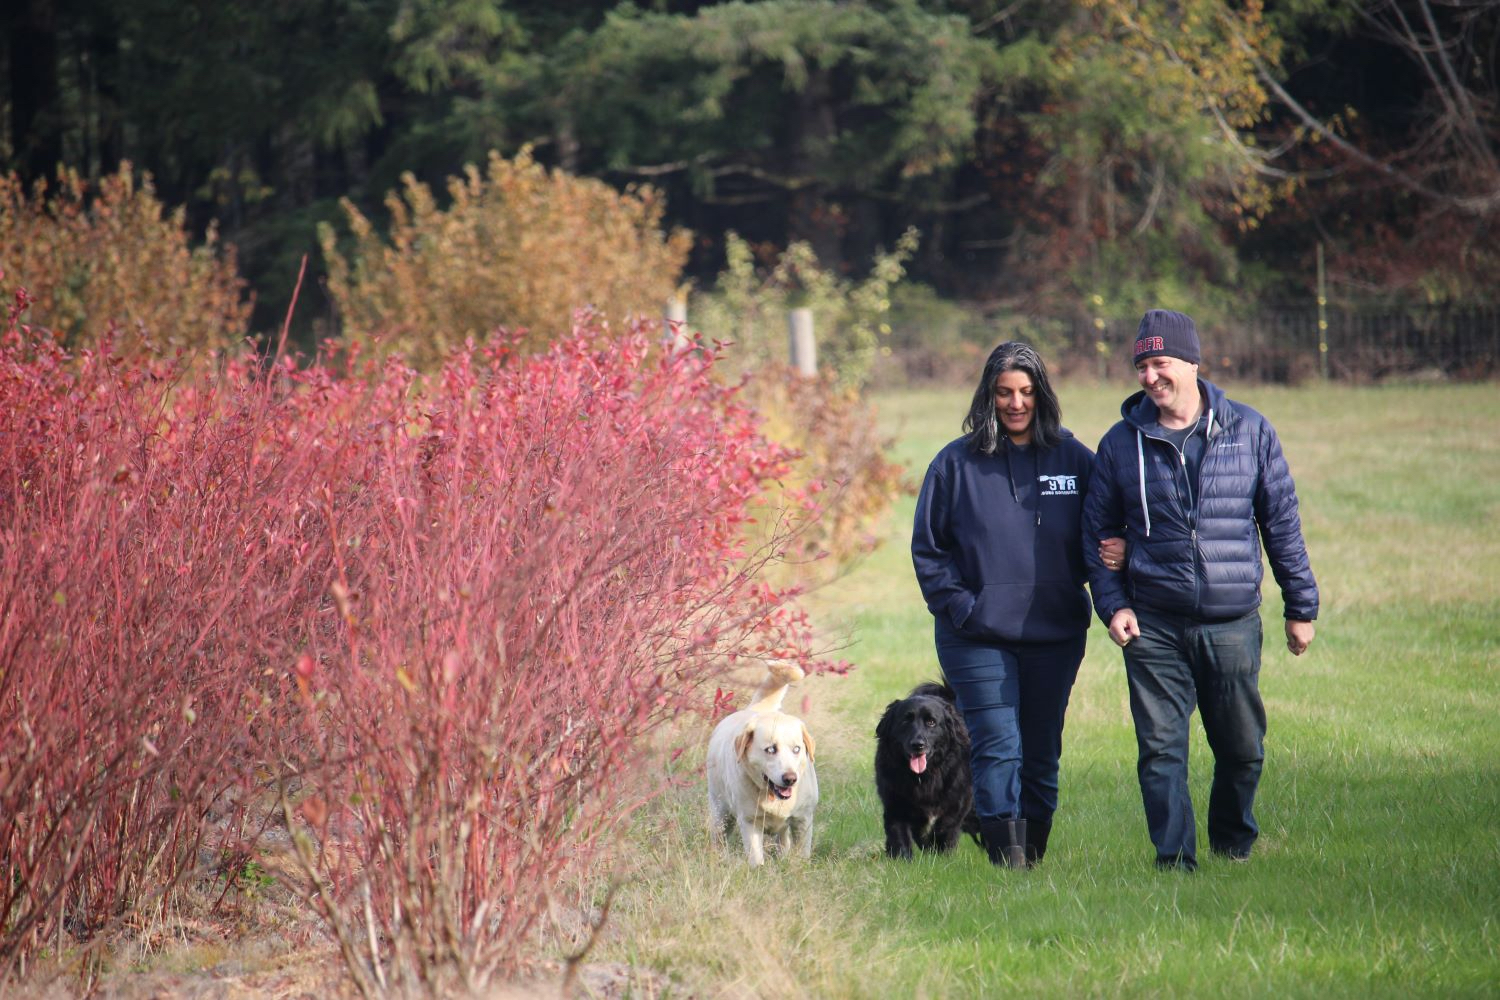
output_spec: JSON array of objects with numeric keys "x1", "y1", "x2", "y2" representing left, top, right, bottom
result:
[{"x1": 1082, "y1": 379, "x2": 1318, "y2": 623}]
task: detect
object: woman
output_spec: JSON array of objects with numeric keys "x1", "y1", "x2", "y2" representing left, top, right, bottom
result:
[{"x1": 911, "y1": 341, "x2": 1122, "y2": 867}]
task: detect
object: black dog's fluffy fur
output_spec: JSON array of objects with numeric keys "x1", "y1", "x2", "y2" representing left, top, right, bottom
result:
[{"x1": 873, "y1": 681, "x2": 979, "y2": 860}]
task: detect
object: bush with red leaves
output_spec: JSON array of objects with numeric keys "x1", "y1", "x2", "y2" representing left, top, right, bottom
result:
[{"x1": 0, "y1": 299, "x2": 839, "y2": 994}]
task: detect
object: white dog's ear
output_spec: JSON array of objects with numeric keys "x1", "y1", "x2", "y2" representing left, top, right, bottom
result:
[
  {"x1": 801, "y1": 723, "x2": 816, "y2": 762},
  {"x1": 734, "y1": 724, "x2": 757, "y2": 761}
]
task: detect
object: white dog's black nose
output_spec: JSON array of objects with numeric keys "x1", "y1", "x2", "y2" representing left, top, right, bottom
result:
[{"x1": 781, "y1": 773, "x2": 798, "y2": 786}]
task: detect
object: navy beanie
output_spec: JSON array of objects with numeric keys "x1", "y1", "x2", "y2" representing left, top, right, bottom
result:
[{"x1": 1133, "y1": 309, "x2": 1201, "y2": 365}]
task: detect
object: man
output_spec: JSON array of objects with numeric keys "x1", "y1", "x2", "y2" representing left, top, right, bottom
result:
[{"x1": 1082, "y1": 309, "x2": 1318, "y2": 871}]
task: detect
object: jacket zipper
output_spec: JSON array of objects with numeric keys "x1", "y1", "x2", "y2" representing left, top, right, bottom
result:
[
  {"x1": 1180, "y1": 445, "x2": 1200, "y2": 615},
  {"x1": 1144, "y1": 425, "x2": 1203, "y2": 616}
]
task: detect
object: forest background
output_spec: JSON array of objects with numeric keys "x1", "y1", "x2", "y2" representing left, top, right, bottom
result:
[{"x1": 7, "y1": 0, "x2": 1500, "y2": 371}]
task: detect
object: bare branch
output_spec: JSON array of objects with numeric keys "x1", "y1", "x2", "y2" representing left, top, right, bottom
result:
[
  {"x1": 1229, "y1": 9, "x2": 1500, "y2": 216},
  {"x1": 970, "y1": 1, "x2": 1032, "y2": 36},
  {"x1": 610, "y1": 157, "x2": 817, "y2": 191},
  {"x1": 1134, "y1": 161, "x2": 1166, "y2": 235}
]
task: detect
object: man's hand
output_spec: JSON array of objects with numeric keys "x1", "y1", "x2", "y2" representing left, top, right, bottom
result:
[
  {"x1": 1098, "y1": 536, "x2": 1126, "y2": 572},
  {"x1": 1108, "y1": 608, "x2": 1140, "y2": 648},
  {"x1": 1285, "y1": 619, "x2": 1315, "y2": 656}
]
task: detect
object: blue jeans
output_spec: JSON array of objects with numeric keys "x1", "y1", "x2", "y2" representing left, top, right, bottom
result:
[
  {"x1": 1122, "y1": 607, "x2": 1266, "y2": 867},
  {"x1": 934, "y1": 618, "x2": 1085, "y2": 823}
]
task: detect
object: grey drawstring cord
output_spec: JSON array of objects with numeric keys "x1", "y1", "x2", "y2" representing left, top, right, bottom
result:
[
  {"x1": 1005, "y1": 442, "x2": 1041, "y2": 526},
  {"x1": 1033, "y1": 446, "x2": 1040, "y2": 526}
]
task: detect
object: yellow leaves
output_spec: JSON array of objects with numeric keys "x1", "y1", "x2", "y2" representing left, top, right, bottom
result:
[
  {"x1": 0, "y1": 162, "x2": 249, "y2": 358},
  {"x1": 1078, "y1": 0, "x2": 1275, "y2": 125},
  {"x1": 1063, "y1": 0, "x2": 1292, "y2": 219},
  {"x1": 322, "y1": 148, "x2": 690, "y2": 370}
]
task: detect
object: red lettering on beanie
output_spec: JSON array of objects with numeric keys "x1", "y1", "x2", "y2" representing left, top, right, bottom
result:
[{"x1": 1134, "y1": 335, "x2": 1164, "y2": 355}]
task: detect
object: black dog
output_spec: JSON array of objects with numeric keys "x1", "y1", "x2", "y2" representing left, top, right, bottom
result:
[{"x1": 874, "y1": 681, "x2": 979, "y2": 860}]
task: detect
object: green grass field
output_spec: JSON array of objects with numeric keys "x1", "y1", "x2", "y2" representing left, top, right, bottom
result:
[{"x1": 602, "y1": 381, "x2": 1500, "y2": 999}]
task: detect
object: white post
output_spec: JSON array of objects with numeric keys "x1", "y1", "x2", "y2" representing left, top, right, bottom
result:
[
  {"x1": 787, "y1": 306, "x2": 816, "y2": 376},
  {"x1": 664, "y1": 297, "x2": 690, "y2": 352}
]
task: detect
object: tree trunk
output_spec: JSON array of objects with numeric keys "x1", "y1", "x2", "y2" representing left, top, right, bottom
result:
[
  {"x1": 10, "y1": 0, "x2": 62, "y2": 182},
  {"x1": 787, "y1": 67, "x2": 842, "y2": 266},
  {"x1": 85, "y1": 20, "x2": 122, "y2": 178}
]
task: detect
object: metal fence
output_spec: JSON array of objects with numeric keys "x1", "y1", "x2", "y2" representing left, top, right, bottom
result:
[{"x1": 1049, "y1": 305, "x2": 1500, "y2": 383}]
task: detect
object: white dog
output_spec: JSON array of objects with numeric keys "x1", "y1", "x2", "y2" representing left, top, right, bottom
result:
[{"x1": 706, "y1": 661, "x2": 818, "y2": 867}]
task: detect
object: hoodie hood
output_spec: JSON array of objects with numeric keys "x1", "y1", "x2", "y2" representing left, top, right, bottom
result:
[{"x1": 972, "y1": 424, "x2": 1077, "y2": 454}]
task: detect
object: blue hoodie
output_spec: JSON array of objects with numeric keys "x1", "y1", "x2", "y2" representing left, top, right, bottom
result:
[{"x1": 912, "y1": 430, "x2": 1096, "y2": 644}]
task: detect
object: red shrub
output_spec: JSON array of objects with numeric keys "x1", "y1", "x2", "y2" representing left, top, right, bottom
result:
[
  {"x1": 0, "y1": 293, "x2": 331, "y2": 981},
  {"x1": 0, "y1": 297, "x2": 837, "y2": 994},
  {"x1": 267, "y1": 318, "x2": 836, "y2": 995}
]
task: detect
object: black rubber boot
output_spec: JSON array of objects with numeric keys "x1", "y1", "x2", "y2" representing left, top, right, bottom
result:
[
  {"x1": 1024, "y1": 816, "x2": 1052, "y2": 867},
  {"x1": 979, "y1": 817, "x2": 1027, "y2": 869}
]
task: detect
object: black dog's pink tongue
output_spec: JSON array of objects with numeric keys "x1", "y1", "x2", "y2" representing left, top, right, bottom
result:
[{"x1": 909, "y1": 753, "x2": 928, "y2": 774}]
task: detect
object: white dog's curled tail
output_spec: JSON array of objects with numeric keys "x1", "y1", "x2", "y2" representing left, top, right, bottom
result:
[{"x1": 745, "y1": 659, "x2": 806, "y2": 714}]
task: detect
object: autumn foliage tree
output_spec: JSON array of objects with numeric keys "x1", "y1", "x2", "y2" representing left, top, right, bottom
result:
[
  {"x1": 989, "y1": 0, "x2": 1297, "y2": 321},
  {"x1": 320, "y1": 149, "x2": 692, "y2": 366},
  {"x1": 690, "y1": 233, "x2": 916, "y2": 568},
  {"x1": 0, "y1": 164, "x2": 251, "y2": 356},
  {"x1": 740, "y1": 366, "x2": 910, "y2": 573},
  {"x1": 695, "y1": 229, "x2": 919, "y2": 389}
]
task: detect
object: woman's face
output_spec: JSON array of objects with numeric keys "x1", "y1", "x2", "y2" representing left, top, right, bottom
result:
[{"x1": 994, "y1": 369, "x2": 1036, "y2": 444}]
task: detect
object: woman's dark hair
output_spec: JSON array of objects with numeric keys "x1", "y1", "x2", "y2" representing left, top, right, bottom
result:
[{"x1": 963, "y1": 341, "x2": 1063, "y2": 453}]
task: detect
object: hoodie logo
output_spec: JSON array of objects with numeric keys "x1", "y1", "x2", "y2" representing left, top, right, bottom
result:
[{"x1": 1038, "y1": 474, "x2": 1078, "y2": 496}]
